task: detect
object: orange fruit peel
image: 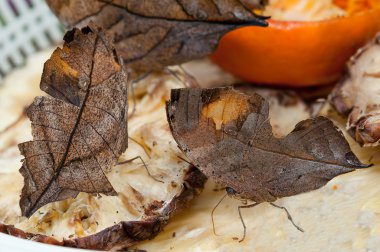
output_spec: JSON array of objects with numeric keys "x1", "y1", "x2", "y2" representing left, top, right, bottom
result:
[{"x1": 211, "y1": 0, "x2": 380, "y2": 87}]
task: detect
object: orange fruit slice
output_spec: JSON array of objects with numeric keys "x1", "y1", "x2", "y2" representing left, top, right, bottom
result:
[{"x1": 210, "y1": 0, "x2": 380, "y2": 87}]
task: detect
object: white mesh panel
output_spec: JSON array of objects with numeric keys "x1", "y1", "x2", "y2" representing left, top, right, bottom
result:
[{"x1": 0, "y1": 0, "x2": 64, "y2": 81}]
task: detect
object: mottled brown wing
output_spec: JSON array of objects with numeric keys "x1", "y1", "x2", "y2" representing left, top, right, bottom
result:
[
  {"x1": 167, "y1": 87, "x2": 368, "y2": 203},
  {"x1": 46, "y1": 0, "x2": 267, "y2": 72},
  {"x1": 18, "y1": 26, "x2": 129, "y2": 217}
]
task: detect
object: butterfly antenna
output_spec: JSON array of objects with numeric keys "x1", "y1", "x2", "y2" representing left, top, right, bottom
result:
[
  {"x1": 176, "y1": 155, "x2": 195, "y2": 167},
  {"x1": 211, "y1": 193, "x2": 228, "y2": 236},
  {"x1": 128, "y1": 71, "x2": 152, "y2": 119},
  {"x1": 270, "y1": 202, "x2": 304, "y2": 232},
  {"x1": 238, "y1": 202, "x2": 260, "y2": 242},
  {"x1": 117, "y1": 156, "x2": 164, "y2": 183}
]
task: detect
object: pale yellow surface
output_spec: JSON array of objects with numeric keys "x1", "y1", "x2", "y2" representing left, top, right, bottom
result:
[
  {"x1": 263, "y1": 0, "x2": 346, "y2": 21},
  {"x1": 0, "y1": 50, "x2": 379, "y2": 252}
]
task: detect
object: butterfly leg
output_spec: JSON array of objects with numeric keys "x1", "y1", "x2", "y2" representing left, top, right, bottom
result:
[
  {"x1": 211, "y1": 193, "x2": 228, "y2": 236},
  {"x1": 0, "y1": 108, "x2": 26, "y2": 137},
  {"x1": 178, "y1": 65, "x2": 199, "y2": 87},
  {"x1": 128, "y1": 80, "x2": 137, "y2": 119},
  {"x1": 117, "y1": 156, "x2": 164, "y2": 183},
  {"x1": 0, "y1": 108, "x2": 26, "y2": 154},
  {"x1": 269, "y1": 202, "x2": 304, "y2": 232},
  {"x1": 166, "y1": 67, "x2": 198, "y2": 88},
  {"x1": 238, "y1": 202, "x2": 260, "y2": 242}
]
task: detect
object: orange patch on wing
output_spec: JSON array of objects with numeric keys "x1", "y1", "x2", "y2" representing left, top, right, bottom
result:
[
  {"x1": 54, "y1": 53, "x2": 79, "y2": 78},
  {"x1": 50, "y1": 50, "x2": 79, "y2": 78},
  {"x1": 60, "y1": 59, "x2": 79, "y2": 78},
  {"x1": 202, "y1": 92, "x2": 249, "y2": 130}
]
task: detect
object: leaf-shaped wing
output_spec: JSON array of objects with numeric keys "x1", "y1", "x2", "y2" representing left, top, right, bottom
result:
[
  {"x1": 166, "y1": 87, "x2": 368, "y2": 203},
  {"x1": 46, "y1": 0, "x2": 267, "y2": 72},
  {"x1": 19, "y1": 26, "x2": 129, "y2": 217}
]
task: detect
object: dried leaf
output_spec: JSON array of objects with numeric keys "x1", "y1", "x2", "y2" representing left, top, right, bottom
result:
[
  {"x1": 19, "y1": 26, "x2": 129, "y2": 217},
  {"x1": 166, "y1": 87, "x2": 368, "y2": 203},
  {"x1": 46, "y1": 0, "x2": 267, "y2": 72}
]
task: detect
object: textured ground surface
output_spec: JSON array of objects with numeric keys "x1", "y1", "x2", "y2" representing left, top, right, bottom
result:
[{"x1": 0, "y1": 50, "x2": 379, "y2": 252}]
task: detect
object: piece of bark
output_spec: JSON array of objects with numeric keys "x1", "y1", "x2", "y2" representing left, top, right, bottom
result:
[
  {"x1": 330, "y1": 34, "x2": 380, "y2": 147},
  {"x1": 19, "y1": 26, "x2": 129, "y2": 217},
  {"x1": 46, "y1": 0, "x2": 267, "y2": 73},
  {"x1": 167, "y1": 87, "x2": 368, "y2": 203}
]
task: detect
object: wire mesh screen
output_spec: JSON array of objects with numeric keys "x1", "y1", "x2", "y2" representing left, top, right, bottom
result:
[{"x1": 0, "y1": 0, "x2": 64, "y2": 80}]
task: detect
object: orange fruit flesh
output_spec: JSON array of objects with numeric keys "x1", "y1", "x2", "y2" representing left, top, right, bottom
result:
[{"x1": 210, "y1": 0, "x2": 380, "y2": 87}]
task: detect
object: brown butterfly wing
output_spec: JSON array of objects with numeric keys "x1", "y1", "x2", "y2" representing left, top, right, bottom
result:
[
  {"x1": 167, "y1": 87, "x2": 368, "y2": 203},
  {"x1": 266, "y1": 117, "x2": 367, "y2": 198}
]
